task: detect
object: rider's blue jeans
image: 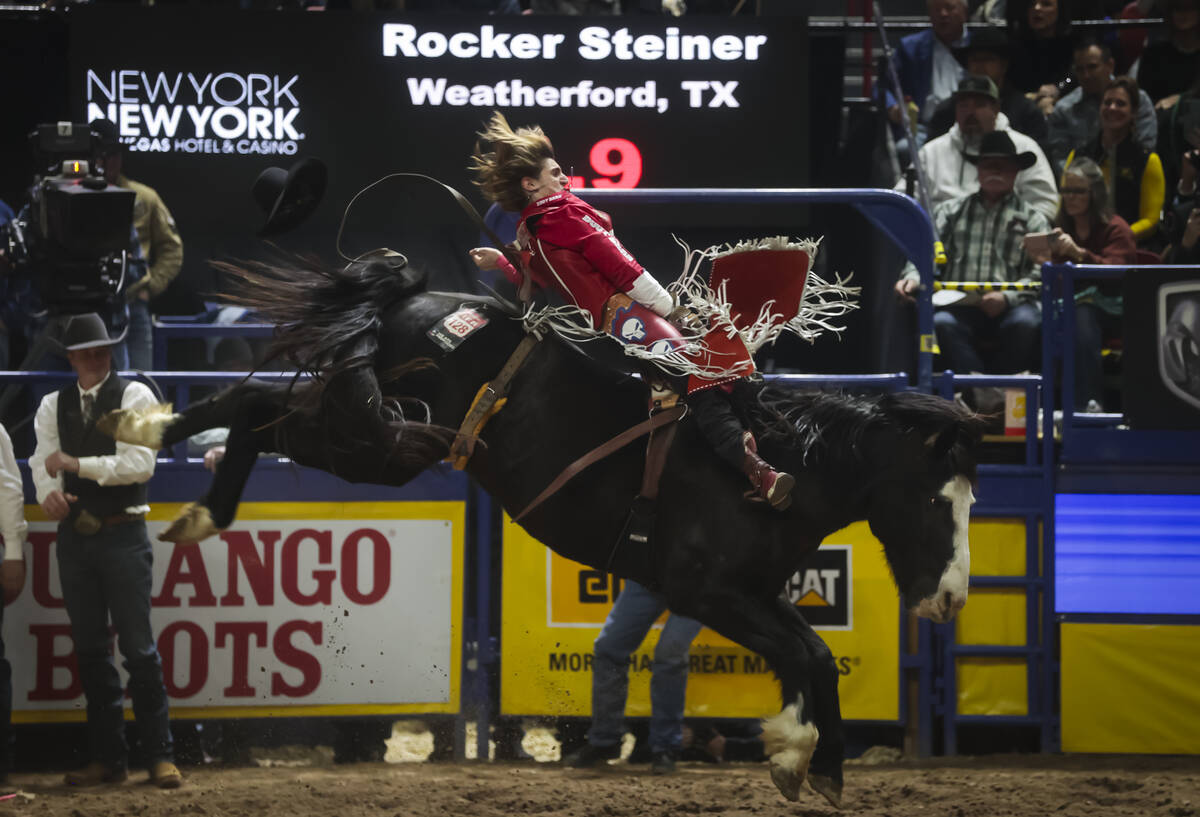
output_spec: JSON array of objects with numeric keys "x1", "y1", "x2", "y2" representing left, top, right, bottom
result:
[{"x1": 587, "y1": 580, "x2": 702, "y2": 755}]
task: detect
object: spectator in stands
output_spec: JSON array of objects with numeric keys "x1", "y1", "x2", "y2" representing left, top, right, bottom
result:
[
  {"x1": 903, "y1": 75, "x2": 1059, "y2": 221},
  {"x1": 92, "y1": 119, "x2": 184, "y2": 371},
  {"x1": 564, "y1": 580, "x2": 702, "y2": 775},
  {"x1": 1047, "y1": 39, "x2": 1158, "y2": 175},
  {"x1": 1006, "y1": 0, "x2": 1075, "y2": 102},
  {"x1": 27, "y1": 314, "x2": 181, "y2": 790},
  {"x1": 1165, "y1": 148, "x2": 1200, "y2": 262},
  {"x1": 928, "y1": 26, "x2": 1049, "y2": 148},
  {"x1": 1157, "y1": 74, "x2": 1200, "y2": 193},
  {"x1": 895, "y1": 131, "x2": 1051, "y2": 381},
  {"x1": 1045, "y1": 157, "x2": 1137, "y2": 411},
  {"x1": 0, "y1": 422, "x2": 27, "y2": 787},
  {"x1": 1064, "y1": 76, "x2": 1166, "y2": 242},
  {"x1": 1049, "y1": 157, "x2": 1139, "y2": 264},
  {"x1": 528, "y1": 0, "x2": 620, "y2": 12},
  {"x1": 1132, "y1": 0, "x2": 1200, "y2": 110},
  {"x1": 883, "y1": 0, "x2": 971, "y2": 155}
]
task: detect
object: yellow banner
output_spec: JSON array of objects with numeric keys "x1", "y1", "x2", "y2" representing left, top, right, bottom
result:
[
  {"x1": 1062, "y1": 622, "x2": 1200, "y2": 754},
  {"x1": 500, "y1": 517, "x2": 900, "y2": 720}
]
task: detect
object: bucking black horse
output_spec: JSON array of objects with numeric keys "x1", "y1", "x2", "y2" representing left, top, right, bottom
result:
[{"x1": 100, "y1": 256, "x2": 985, "y2": 807}]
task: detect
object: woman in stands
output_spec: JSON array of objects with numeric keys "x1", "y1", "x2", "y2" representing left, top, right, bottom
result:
[
  {"x1": 1050, "y1": 157, "x2": 1137, "y2": 412},
  {"x1": 465, "y1": 111, "x2": 794, "y2": 509},
  {"x1": 1065, "y1": 76, "x2": 1165, "y2": 243},
  {"x1": 1007, "y1": 0, "x2": 1074, "y2": 108}
]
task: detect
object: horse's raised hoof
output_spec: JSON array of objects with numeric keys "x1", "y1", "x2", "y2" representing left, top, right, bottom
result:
[
  {"x1": 96, "y1": 403, "x2": 177, "y2": 449},
  {"x1": 159, "y1": 502, "x2": 221, "y2": 544},
  {"x1": 760, "y1": 700, "x2": 819, "y2": 803},
  {"x1": 808, "y1": 773, "x2": 844, "y2": 809},
  {"x1": 769, "y1": 764, "x2": 803, "y2": 802}
]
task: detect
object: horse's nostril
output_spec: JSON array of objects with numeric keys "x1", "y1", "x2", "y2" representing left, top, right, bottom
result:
[{"x1": 943, "y1": 591, "x2": 954, "y2": 609}]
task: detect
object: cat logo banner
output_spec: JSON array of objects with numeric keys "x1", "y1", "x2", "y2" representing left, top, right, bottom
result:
[
  {"x1": 784, "y1": 545, "x2": 851, "y2": 630},
  {"x1": 500, "y1": 519, "x2": 901, "y2": 721}
]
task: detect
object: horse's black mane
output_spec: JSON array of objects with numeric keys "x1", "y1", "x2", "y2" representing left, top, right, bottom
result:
[{"x1": 750, "y1": 386, "x2": 983, "y2": 480}]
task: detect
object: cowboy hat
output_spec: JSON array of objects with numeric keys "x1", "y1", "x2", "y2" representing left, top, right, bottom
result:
[
  {"x1": 953, "y1": 26, "x2": 1010, "y2": 65},
  {"x1": 964, "y1": 131, "x2": 1037, "y2": 170},
  {"x1": 252, "y1": 157, "x2": 327, "y2": 237},
  {"x1": 54, "y1": 312, "x2": 127, "y2": 352}
]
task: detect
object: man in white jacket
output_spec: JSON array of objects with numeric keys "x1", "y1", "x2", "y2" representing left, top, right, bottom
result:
[{"x1": 898, "y1": 75, "x2": 1059, "y2": 222}]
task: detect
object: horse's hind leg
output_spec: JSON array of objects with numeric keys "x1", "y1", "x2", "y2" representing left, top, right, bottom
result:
[
  {"x1": 687, "y1": 593, "x2": 821, "y2": 802},
  {"x1": 98, "y1": 379, "x2": 297, "y2": 449},
  {"x1": 159, "y1": 418, "x2": 268, "y2": 543}
]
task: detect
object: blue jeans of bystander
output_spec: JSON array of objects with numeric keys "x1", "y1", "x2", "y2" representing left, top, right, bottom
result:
[
  {"x1": 125, "y1": 298, "x2": 153, "y2": 371},
  {"x1": 933, "y1": 302, "x2": 1042, "y2": 374},
  {"x1": 587, "y1": 580, "x2": 703, "y2": 755},
  {"x1": 56, "y1": 520, "x2": 173, "y2": 769}
]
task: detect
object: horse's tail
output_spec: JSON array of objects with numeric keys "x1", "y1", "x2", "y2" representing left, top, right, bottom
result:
[
  {"x1": 213, "y1": 256, "x2": 454, "y2": 470},
  {"x1": 213, "y1": 255, "x2": 427, "y2": 381}
]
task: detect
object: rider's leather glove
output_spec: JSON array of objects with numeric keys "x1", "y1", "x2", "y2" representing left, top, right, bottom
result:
[{"x1": 667, "y1": 305, "x2": 704, "y2": 333}]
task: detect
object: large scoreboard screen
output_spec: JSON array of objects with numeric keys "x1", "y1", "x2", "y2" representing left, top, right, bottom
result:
[{"x1": 69, "y1": 8, "x2": 809, "y2": 294}]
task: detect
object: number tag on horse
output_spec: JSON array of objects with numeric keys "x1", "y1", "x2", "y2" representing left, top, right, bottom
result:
[{"x1": 428, "y1": 307, "x2": 489, "y2": 352}]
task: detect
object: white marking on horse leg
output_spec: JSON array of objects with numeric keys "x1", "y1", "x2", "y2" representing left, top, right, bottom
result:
[
  {"x1": 914, "y1": 474, "x2": 974, "y2": 622},
  {"x1": 761, "y1": 695, "x2": 819, "y2": 802},
  {"x1": 96, "y1": 403, "x2": 177, "y2": 449},
  {"x1": 158, "y1": 502, "x2": 221, "y2": 544}
]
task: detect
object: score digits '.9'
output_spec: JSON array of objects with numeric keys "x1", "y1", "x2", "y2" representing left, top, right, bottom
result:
[{"x1": 567, "y1": 137, "x2": 642, "y2": 190}]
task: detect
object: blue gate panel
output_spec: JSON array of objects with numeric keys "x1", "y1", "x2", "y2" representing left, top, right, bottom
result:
[{"x1": 1056, "y1": 493, "x2": 1200, "y2": 615}]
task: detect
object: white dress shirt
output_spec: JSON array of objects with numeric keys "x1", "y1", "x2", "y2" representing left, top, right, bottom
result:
[
  {"x1": 0, "y1": 423, "x2": 27, "y2": 562},
  {"x1": 924, "y1": 33, "x2": 967, "y2": 124},
  {"x1": 28, "y1": 373, "x2": 157, "y2": 514}
]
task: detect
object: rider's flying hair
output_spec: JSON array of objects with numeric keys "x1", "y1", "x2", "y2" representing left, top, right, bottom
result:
[{"x1": 470, "y1": 110, "x2": 555, "y2": 213}]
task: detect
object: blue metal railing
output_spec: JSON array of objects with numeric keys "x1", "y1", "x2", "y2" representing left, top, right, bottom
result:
[{"x1": 151, "y1": 319, "x2": 276, "y2": 371}]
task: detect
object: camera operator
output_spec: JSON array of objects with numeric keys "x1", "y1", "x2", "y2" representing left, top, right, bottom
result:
[
  {"x1": 0, "y1": 123, "x2": 147, "y2": 377},
  {"x1": 1165, "y1": 148, "x2": 1200, "y2": 264},
  {"x1": 90, "y1": 120, "x2": 183, "y2": 372}
]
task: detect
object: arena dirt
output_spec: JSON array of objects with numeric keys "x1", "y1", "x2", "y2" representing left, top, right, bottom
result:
[{"x1": 3, "y1": 754, "x2": 1197, "y2": 817}]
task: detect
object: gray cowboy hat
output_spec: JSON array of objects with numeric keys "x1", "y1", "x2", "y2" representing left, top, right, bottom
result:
[
  {"x1": 252, "y1": 157, "x2": 327, "y2": 237},
  {"x1": 54, "y1": 312, "x2": 127, "y2": 352},
  {"x1": 953, "y1": 74, "x2": 1000, "y2": 103}
]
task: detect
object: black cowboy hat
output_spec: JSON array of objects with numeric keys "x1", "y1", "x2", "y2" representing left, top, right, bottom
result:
[
  {"x1": 964, "y1": 131, "x2": 1038, "y2": 170},
  {"x1": 54, "y1": 312, "x2": 127, "y2": 353},
  {"x1": 953, "y1": 26, "x2": 1010, "y2": 65},
  {"x1": 252, "y1": 157, "x2": 327, "y2": 237},
  {"x1": 89, "y1": 118, "x2": 122, "y2": 155}
]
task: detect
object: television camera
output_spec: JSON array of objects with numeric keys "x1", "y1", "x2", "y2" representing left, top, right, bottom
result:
[{"x1": 1, "y1": 121, "x2": 136, "y2": 317}]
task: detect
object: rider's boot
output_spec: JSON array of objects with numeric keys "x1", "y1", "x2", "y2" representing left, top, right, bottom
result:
[{"x1": 741, "y1": 431, "x2": 795, "y2": 511}]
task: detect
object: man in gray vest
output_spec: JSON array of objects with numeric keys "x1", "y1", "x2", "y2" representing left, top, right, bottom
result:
[{"x1": 27, "y1": 313, "x2": 181, "y2": 789}]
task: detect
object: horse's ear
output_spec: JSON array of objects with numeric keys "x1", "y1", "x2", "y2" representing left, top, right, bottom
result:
[{"x1": 924, "y1": 424, "x2": 958, "y2": 461}]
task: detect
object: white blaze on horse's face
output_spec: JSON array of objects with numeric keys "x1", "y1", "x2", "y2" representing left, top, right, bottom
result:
[{"x1": 913, "y1": 474, "x2": 974, "y2": 623}]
